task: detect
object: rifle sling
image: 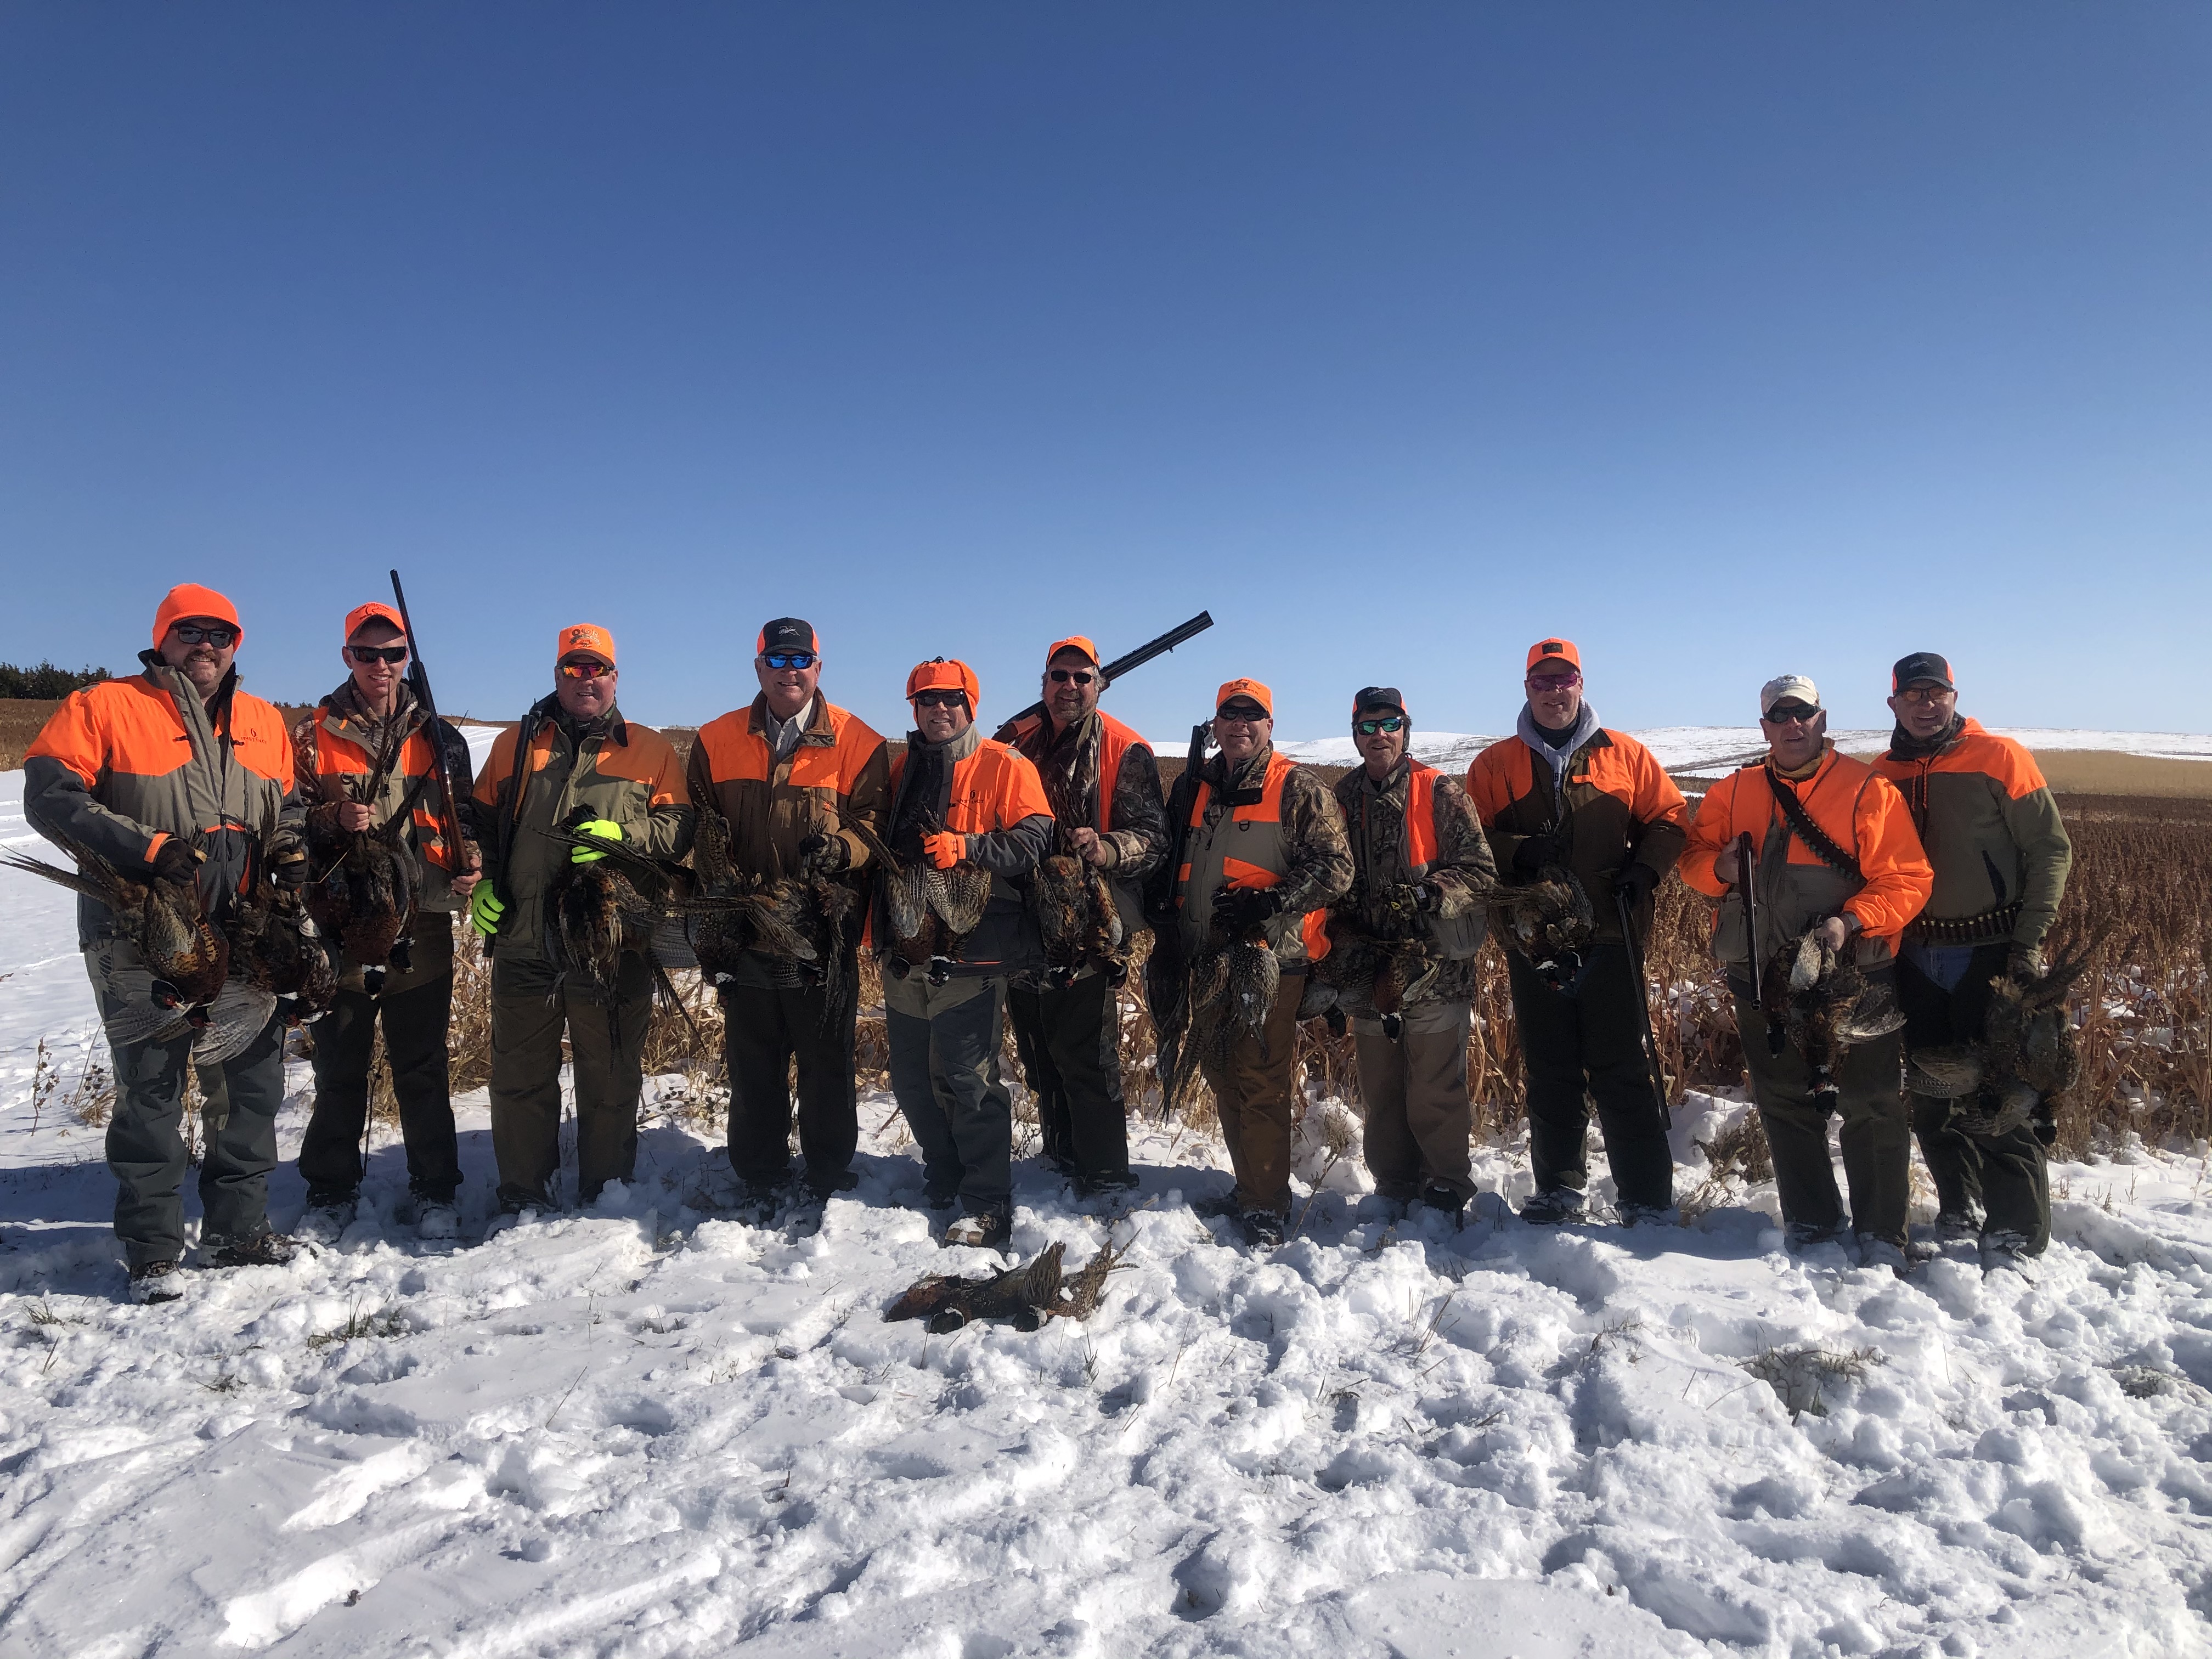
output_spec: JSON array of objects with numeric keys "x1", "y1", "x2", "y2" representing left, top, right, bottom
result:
[{"x1": 1765, "y1": 766, "x2": 1861, "y2": 882}]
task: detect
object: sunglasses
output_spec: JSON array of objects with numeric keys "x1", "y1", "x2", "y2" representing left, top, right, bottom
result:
[
  {"x1": 172, "y1": 624, "x2": 238, "y2": 648},
  {"x1": 557, "y1": 659, "x2": 614, "y2": 680},
  {"x1": 347, "y1": 645, "x2": 409, "y2": 665},
  {"x1": 761, "y1": 653, "x2": 816, "y2": 670},
  {"x1": 1356, "y1": 716, "x2": 1407, "y2": 736},
  {"x1": 1895, "y1": 685, "x2": 1952, "y2": 706},
  {"x1": 1047, "y1": 669, "x2": 1096, "y2": 686},
  {"x1": 1526, "y1": 672, "x2": 1582, "y2": 692},
  {"x1": 1764, "y1": 704, "x2": 1821, "y2": 726},
  {"x1": 1216, "y1": 704, "x2": 1268, "y2": 724},
  {"x1": 912, "y1": 690, "x2": 967, "y2": 709}
]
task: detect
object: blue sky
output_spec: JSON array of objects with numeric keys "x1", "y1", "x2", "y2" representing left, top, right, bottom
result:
[{"x1": 3, "y1": 5, "x2": 2207, "y2": 742}]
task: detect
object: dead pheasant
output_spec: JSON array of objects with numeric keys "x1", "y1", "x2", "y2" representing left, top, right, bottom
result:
[
  {"x1": 304, "y1": 738, "x2": 436, "y2": 988},
  {"x1": 887, "y1": 1242, "x2": 1066, "y2": 1333},
  {"x1": 1760, "y1": 927, "x2": 1906, "y2": 1108},
  {"x1": 2, "y1": 830, "x2": 229, "y2": 1010},
  {"x1": 1908, "y1": 936, "x2": 2100, "y2": 1135},
  {"x1": 1033, "y1": 844, "x2": 1127, "y2": 989},
  {"x1": 843, "y1": 814, "x2": 991, "y2": 984},
  {"x1": 228, "y1": 806, "x2": 336, "y2": 1018},
  {"x1": 1490, "y1": 864, "x2": 1594, "y2": 988}
]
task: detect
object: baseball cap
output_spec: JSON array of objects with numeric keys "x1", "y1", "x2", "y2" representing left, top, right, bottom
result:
[
  {"x1": 1216, "y1": 678, "x2": 1273, "y2": 717},
  {"x1": 1045, "y1": 635, "x2": 1099, "y2": 668},
  {"x1": 152, "y1": 584, "x2": 243, "y2": 649},
  {"x1": 757, "y1": 618, "x2": 818, "y2": 657},
  {"x1": 1759, "y1": 674, "x2": 1821, "y2": 716},
  {"x1": 906, "y1": 657, "x2": 980, "y2": 706},
  {"x1": 1525, "y1": 638, "x2": 1581, "y2": 672},
  {"x1": 344, "y1": 602, "x2": 407, "y2": 643},
  {"x1": 556, "y1": 623, "x2": 617, "y2": 667},
  {"x1": 1891, "y1": 651, "x2": 1954, "y2": 693},
  {"x1": 1351, "y1": 686, "x2": 1406, "y2": 719}
]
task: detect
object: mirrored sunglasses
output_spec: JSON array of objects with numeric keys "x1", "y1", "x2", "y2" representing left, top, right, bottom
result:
[
  {"x1": 1526, "y1": 672, "x2": 1582, "y2": 692},
  {"x1": 557, "y1": 659, "x2": 614, "y2": 680},
  {"x1": 1356, "y1": 716, "x2": 1406, "y2": 736},
  {"x1": 761, "y1": 653, "x2": 816, "y2": 670}
]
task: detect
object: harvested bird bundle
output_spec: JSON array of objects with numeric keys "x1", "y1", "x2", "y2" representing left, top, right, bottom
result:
[
  {"x1": 1181, "y1": 924, "x2": 1284, "y2": 1096},
  {"x1": 1146, "y1": 929, "x2": 1195, "y2": 1116},
  {"x1": 227, "y1": 816, "x2": 336, "y2": 1020},
  {"x1": 1760, "y1": 928, "x2": 1906, "y2": 1107},
  {"x1": 1033, "y1": 849, "x2": 1127, "y2": 989},
  {"x1": 1908, "y1": 938, "x2": 2098, "y2": 1136},
  {"x1": 1, "y1": 830, "x2": 228, "y2": 1011},
  {"x1": 844, "y1": 815, "x2": 991, "y2": 984},
  {"x1": 303, "y1": 753, "x2": 436, "y2": 988},
  {"x1": 1296, "y1": 924, "x2": 1437, "y2": 1039},
  {"x1": 535, "y1": 821, "x2": 686, "y2": 1000},
  {"x1": 885, "y1": 1237, "x2": 1127, "y2": 1333},
  {"x1": 1489, "y1": 864, "x2": 1594, "y2": 988}
]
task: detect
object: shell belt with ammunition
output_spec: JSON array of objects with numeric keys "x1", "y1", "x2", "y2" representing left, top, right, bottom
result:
[{"x1": 1906, "y1": 902, "x2": 2022, "y2": 946}]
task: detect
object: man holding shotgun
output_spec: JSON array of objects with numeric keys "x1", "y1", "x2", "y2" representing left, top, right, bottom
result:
[{"x1": 294, "y1": 596, "x2": 480, "y2": 1240}]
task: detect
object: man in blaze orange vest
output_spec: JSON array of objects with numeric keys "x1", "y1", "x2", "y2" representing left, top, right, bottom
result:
[
  {"x1": 24, "y1": 584, "x2": 307, "y2": 1301},
  {"x1": 1164, "y1": 678, "x2": 1352, "y2": 1250},
  {"x1": 293, "y1": 601, "x2": 481, "y2": 1241},
  {"x1": 999, "y1": 635, "x2": 1169, "y2": 1198},
  {"x1": 1327, "y1": 688, "x2": 1497, "y2": 1227},
  {"x1": 879, "y1": 658, "x2": 1054, "y2": 1250},
  {"x1": 1468, "y1": 639, "x2": 1687, "y2": 1226},
  {"x1": 687, "y1": 617, "x2": 889, "y2": 1215},
  {"x1": 1681, "y1": 674, "x2": 1933, "y2": 1270}
]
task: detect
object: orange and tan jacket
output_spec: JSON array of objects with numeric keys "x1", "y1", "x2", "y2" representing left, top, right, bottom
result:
[
  {"x1": 25, "y1": 654, "x2": 300, "y2": 945},
  {"x1": 1680, "y1": 744, "x2": 1933, "y2": 980},
  {"x1": 686, "y1": 693, "x2": 889, "y2": 884},
  {"x1": 1466, "y1": 725, "x2": 1686, "y2": 944},
  {"x1": 293, "y1": 679, "x2": 476, "y2": 913},
  {"x1": 880, "y1": 724, "x2": 1054, "y2": 973},
  {"x1": 1870, "y1": 718, "x2": 2071, "y2": 947},
  {"x1": 1172, "y1": 747, "x2": 1353, "y2": 968},
  {"x1": 471, "y1": 696, "x2": 695, "y2": 963}
]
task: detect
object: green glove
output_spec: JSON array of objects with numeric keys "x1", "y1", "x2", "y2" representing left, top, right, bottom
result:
[
  {"x1": 571, "y1": 819, "x2": 623, "y2": 864},
  {"x1": 470, "y1": 883, "x2": 506, "y2": 936}
]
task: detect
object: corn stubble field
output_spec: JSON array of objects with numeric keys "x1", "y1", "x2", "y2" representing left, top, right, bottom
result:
[{"x1": 330, "y1": 788, "x2": 2212, "y2": 1184}]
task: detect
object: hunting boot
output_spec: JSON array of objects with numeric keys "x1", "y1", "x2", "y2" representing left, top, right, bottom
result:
[
  {"x1": 128, "y1": 1259, "x2": 185, "y2": 1306},
  {"x1": 944, "y1": 1209, "x2": 1011, "y2": 1250},
  {"x1": 1519, "y1": 1187, "x2": 1585, "y2": 1225}
]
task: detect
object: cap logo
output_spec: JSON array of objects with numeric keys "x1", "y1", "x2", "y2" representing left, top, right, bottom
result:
[
  {"x1": 1542, "y1": 642, "x2": 1563, "y2": 655},
  {"x1": 568, "y1": 628, "x2": 590, "y2": 646}
]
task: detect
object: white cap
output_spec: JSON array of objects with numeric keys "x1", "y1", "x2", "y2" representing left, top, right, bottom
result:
[{"x1": 1759, "y1": 674, "x2": 1820, "y2": 716}]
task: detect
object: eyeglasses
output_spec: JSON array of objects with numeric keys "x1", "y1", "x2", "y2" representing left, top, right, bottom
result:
[
  {"x1": 1526, "y1": 672, "x2": 1582, "y2": 693},
  {"x1": 347, "y1": 645, "x2": 409, "y2": 665},
  {"x1": 1216, "y1": 705, "x2": 1267, "y2": 724},
  {"x1": 1356, "y1": 716, "x2": 1406, "y2": 736},
  {"x1": 172, "y1": 624, "x2": 238, "y2": 648},
  {"x1": 912, "y1": 690, "x2": 966, "y2": 709},
  {"x1": 1895, "y1": 685, "x2": 1953, "y2": 706},
  {"x1": 557, "y1": 659, "x2": 614, "y2": 680},
  {"x1": 1047, "y1": 669, "x2": 1096, "y2": 686},
  {"x1": 761, "y1": 653, "x2": 816, "y2": 670},
  {"x1": 1764, "y1": 705, "x2": 1821, "y2": 726}
]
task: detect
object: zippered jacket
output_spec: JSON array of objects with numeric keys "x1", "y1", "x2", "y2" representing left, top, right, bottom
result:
[
  {"x1": 25, "y1": 653, "x2": 301, "y2": 945},
  {"x1": 687, "y1": 692, "x2": 889, "y2": 883},
  {"x1": 1680, "y1": 745, "x2": 1932, "y2": 980},
  {"x1": 470, "y1": 697, "x2": 695, "y2": 962},
  {"x1": 1870, "y1": 718, "x2": 2070, "y2": 947},
  {"x1": 1170, "y1": 746, "x2": 1352, "y2": 968},
  {"x1": 1330, "y1": 757, "x2": 1497, "y2": 1006},
  {"x1": 293, "y1": 679, "x2": 476, "y2": 913},
  {"x1": 878, "y1": 723, "x2": 1053, "y2": 975},
  {"x1": 1466, "y1": 725, "x2": 1686, "y2": 944}
]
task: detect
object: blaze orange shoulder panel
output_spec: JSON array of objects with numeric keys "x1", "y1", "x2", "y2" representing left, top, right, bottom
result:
[
  {"x1": 1404, "y1": 761, "x2": 1440, "y2": 869},
  {"x1": 228, "y1": 691, "x2": 296, "y2": 787},
  {"x1": 1094, "y1": 712, "x2": 1149, "y2": 832},
  {"x1": 472, "y1": 727, "x2": 523, "y2": 806},
  {"x1": 591, "y1": 725, "x2": 687, "y2": 805},
  {"x1": 1934, "y1": 721, "x2": 2047, "y2": 798},
  {"x1": 696, "y1": 710, "x2": 768, "y2": 784},
  {"x1": 27, "y1": 678, "x2": 191, "y2": 786},
  {"x1": 1465, "y1": 738, "x2": 1532, "y2": 827}
]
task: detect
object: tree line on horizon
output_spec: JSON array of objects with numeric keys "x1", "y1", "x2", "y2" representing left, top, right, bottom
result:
[{"x1": 0, "y1": 662, "x2": 112, "y2": 699}]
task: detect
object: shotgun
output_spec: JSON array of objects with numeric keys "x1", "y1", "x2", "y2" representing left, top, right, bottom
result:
[
  {"x1": 992, "y1": 611, "x2": 1214, "y2": 741},
  {"x1": 387, "y1": 571, "x2": 472, "y2": 887},
  {"x1": 1735, "y1": 831, "x2": 1762, "y2": 1011},
  {"x1": 1616, "y1": 887, "x2": 1673, "y2": 1130}
]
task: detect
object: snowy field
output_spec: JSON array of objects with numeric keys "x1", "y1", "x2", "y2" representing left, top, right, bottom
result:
[{"x1": 6, "y1": 768, "x2": 2212, "y2": 1655}]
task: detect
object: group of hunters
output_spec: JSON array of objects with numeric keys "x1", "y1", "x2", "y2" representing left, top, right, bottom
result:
[{"x1": 21, "y1": 585, "x2": 2073, "y2": 1301}]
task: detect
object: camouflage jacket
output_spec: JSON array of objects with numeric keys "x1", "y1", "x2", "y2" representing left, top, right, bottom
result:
[{"x1": 1330, "y1": 757, "x2": 1499, "y2": 1007}]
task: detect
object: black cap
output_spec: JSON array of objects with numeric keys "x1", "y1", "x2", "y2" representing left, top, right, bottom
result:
[
  {"x1": 1351, "y1": 685, "x2": 1406, "y2": 720},
  {"x1": 757, "y1": 618, "x2": 817, "y2": 656},
  {"x1": 1891, "y1": 651, "x2": 1954, "y2": 693}
]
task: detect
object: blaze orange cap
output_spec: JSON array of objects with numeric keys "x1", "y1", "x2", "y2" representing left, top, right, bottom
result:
[
  {"x1": 1045, "y1": 636, "x2": 1099, "y2": 668},
  {"x1": 151, "y1": 583, "x2": 242, "y2": 649},
  {"x1": 906, "y1": 657, "x2": 980, "y2": 706},
  {"x1": 344, "y1": 602, "x2": 407, "y2": 643},
  {"x1": 1525, "y1": 637, "x2": 1581, "y2": 672},
  {"x1": 1216, "y1": 677, "x2": 1273, "y2": 716},
  {"x1": 556, "y1": 623, "x2": 617, "y2": 667}
]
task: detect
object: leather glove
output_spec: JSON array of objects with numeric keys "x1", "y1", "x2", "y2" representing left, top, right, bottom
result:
[
  {"x1": 1612, "y1": 862, "x2": 1660, "y2": 905},
  {"x1": 469, "y1": 884, "x2": 506, "y2": 936},
  {"x1": 1511, "y1": 834, "x2": 1564, "y2": 877},
  {"x1": 2006, "y1": 944, "x2": 2044, "y2": 984},
  {"x1": 570, "y1": 819, "x2": 623, "y2": 864},
  {"x1": 1212, "y1": 884, "x2": 1281, "y2": 935},
  {"x1": 149, "y1": 838, "x2": 201, "y2": 882},
  {"x1": 798, "y1": 831, "x2": 850, "y2": 875},
  {"x1": 267, "y1": 826, "x2": 309, "y2": 890},
  {"x1": 922, "y1": 830, "x2": 965, "y2": 871}
]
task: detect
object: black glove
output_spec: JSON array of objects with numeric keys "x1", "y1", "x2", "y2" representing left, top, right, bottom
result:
[
  {"x1": 1612, "y1": 863, "x2": 1660, "y2": 905},
  {"x1": 149, "y1": 838, "x2": 201, "y2": 882},
  {"x1": 1212, "y1": 885, "x2": 1281, "y2": 936},
  {"x1": 267, "y1": 826, "x2": 310, "y2": 890},
  {"x1": 2005, "y1": 944, "x2": 2043, "y2": 985},
  {"x1": 1511, "y1": 834, "x2": 1564, "y2": 877},
  {"x1": 798, "y1": 832, "x2": 850, "y2": 876}
]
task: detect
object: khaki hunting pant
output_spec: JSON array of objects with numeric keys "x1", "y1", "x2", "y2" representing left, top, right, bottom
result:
[
  {"x1": 1198, "y1": 969, "x2": 1306, "y2": 1219},
  {"x1": 1352, "y1": 998, "x2": 1474, "y2": 1203}
]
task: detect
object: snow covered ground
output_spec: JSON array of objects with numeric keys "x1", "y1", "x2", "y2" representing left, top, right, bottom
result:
[{"x1": 6, "y1": 768, "x2": 2212, "y2": 1656}]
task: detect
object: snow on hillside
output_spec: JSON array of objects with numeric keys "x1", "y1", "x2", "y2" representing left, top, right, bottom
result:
[{"x1": 4, "y1": 766, "x2": 2212, "y2": 1655}]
